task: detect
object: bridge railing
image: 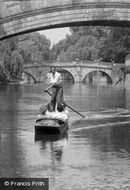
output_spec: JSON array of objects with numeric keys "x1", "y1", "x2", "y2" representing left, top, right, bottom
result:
[{"x1": 23, "y1": 61, "x2": 115, "y2": 69}]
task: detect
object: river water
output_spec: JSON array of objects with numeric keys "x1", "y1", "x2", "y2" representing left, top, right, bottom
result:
[{"x1": 0, "y1": 82, "x2": 130, "y2": 190}]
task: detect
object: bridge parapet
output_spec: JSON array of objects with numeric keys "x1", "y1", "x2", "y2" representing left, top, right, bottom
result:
[{"x1": 23, "y1": 61, "x2": 113, "y2": 69}]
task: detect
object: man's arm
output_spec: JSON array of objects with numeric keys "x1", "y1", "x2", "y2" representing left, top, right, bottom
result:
[{"x1": 45, "y1": 83, "x2": 55, "y2": 91}]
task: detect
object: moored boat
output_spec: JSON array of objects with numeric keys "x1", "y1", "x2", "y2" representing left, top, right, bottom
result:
[{"x1": 35, "y1": 111, "x2": 69, "y2": 134}]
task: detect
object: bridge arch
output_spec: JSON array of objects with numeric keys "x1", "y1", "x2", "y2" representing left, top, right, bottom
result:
[
  {"x1": 55, "y1": 68, "x2": 75, "y2": 83},
  {"x1": 98, "y1": 70, "x2": 113, "y2": 83},
  {"x1": 83, "y1": 70, "x2": 113, "y2": 84},
  {"x1": 22, "y1": 71, "x2": 37, "y2": 83},
  {"x1": 1, "y1": 1, "x2": 130, "y2": 40}
]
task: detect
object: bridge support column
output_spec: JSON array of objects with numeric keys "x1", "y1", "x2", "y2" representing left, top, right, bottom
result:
[{"x1": 73, "y1": 66, "x2": 83, "y2": 83}]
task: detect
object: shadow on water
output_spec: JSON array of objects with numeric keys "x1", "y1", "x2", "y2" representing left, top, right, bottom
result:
[{"x1": 34, "y1": 132, "x2": 68, "y2": 143}]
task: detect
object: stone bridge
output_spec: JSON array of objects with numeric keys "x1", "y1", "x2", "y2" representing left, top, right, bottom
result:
[
  {"x1": 1, "y1": 0, "x2": 130, "y2": 40},
  {"x1": 23, "y1": 62, "x2": 115, "y2": 83}
]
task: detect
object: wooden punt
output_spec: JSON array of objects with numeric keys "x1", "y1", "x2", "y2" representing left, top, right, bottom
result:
[{"x1": 35, "y1": 112, "x2": 69, "y2": 134}]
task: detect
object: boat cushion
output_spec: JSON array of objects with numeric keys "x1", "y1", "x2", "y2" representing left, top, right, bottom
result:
[{"x1": 37, "y1": 110, "x2": 69, "y2": 122}]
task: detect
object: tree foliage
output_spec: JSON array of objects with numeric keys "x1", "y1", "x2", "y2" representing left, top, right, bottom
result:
[
  {"x1": 52, "y1": 26, "x2": 130, "y2": 63},
  {"x1": 1, "y1": 26, "x2": 130, "y2": 83},
  {"x1": 1, "y1": 37, "x2": 23, "y2": 80},
  {"x1": 0, "y1": 65, "x2": 8, "y2": 84},
  {"x1": 99, "y1": 27, "x2": 130, "y2": 63},
  {"x1": 0, "y1": 32, "x2": 52, "y2": 82},
  {"x1": 52, "y1": 26, "x2": 108, "y2": 62},
  {"x1": 18, "y1": 32, "x2": 52, "y2": 63}
]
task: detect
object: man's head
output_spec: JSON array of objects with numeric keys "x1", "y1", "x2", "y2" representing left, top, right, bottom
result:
[
  {"x1": 47, "y1": 103, "x2": 55, "y2": 112},
  {"x1": 50, "y1": 67, "x2": 56, "y2": 75},
  {"x1": 57, "y1": 103, "x2": 65, "y2": 112},
  {"x1": 39, "y1": 105, "x2": 47, "y2": 115}
]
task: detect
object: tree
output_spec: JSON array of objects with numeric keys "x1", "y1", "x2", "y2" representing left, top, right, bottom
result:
[
  {"x1": 18, "y1": 32, "x2": 52, "y2": 63},
  {"x1": 0, "y1": 37, "x2": 23, "y2": 80},
  {"x1": 11, "y1": 50, "x2": 23, "y2": 79},
  {"x1": 99, "y1": 27, "x2": 130, "y2": 63},
  {"x1": 52, "y1": 26, "x2": 107, "y2": 62},
  {"x1": 0, "y1": 65, "x2": 8, "y2": 84}
]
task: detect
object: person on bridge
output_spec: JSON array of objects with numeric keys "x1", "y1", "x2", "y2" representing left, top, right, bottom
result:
[
  {"x1": 45, "y1": 67, "x2": 64, "y2": 110},
  {"x1": 115, "y1": 67, "x2": 126, "y2": 85}
]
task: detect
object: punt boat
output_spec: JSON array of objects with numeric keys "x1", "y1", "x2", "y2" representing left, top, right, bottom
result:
[{"x1": 35, "y1": 111, "x2": 69, "y2": 134}]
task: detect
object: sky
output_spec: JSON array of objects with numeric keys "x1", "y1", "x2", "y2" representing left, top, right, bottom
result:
[{"x1": 39, "y1": 27, "x2": 71, "y2": 46}]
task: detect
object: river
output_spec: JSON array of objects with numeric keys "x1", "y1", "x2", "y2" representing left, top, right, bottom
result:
[{"x1": 0, "y1": 82, "x2": 130, "y2": 190}]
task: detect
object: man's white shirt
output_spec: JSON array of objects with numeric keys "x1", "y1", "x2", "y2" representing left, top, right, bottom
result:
[{"x1": 50, "y1": 72, "x2": 62, "y2": 85}]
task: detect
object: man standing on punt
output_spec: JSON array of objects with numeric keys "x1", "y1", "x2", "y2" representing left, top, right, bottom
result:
[{"x1": 45, "y1": 67, "x2": 64, "y2": 110}]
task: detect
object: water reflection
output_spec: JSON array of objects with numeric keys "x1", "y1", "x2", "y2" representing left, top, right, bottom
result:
[
  {"x1": 68, "y1": 123, "x2": 130, "y2": 190},
  {"x1": 1, "y1": 83, "x2": 130, "y2": 189},
  {"x1": 34, "y1": 133, "x2": 68, "y2": 162},
  {"x1": 34, "y1": 132, "x2": 68, "y2": 142},
  {"x1": 0, "y1": 132, "x2": 29, "y2": 177},
  {"x1": 71, "y1": 123, "x2": 130, "y2": 154}
]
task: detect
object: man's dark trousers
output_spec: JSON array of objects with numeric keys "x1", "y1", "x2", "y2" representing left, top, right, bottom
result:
[{"x1": 51, "y1": 85, "x2": 64, "y2": 110}]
